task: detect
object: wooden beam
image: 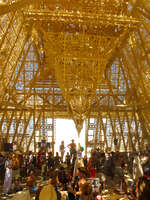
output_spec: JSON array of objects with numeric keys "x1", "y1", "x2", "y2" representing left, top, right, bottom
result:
[
  {"x1": 11, "y1": 39, "x2": 32, "y2": 91},
  {"x1": 26, "y1": 111, "x2": 42, "y2": 152},
  {"x1": 132, "y1": 111, "x2": 141, "y2": 151},
  {"x1": 0, "y1": 111, "x2": 7, "y2": 140},
  {"x1": 1, "y1": 18, "x2": 25, "y2": 88},
  {"x1": 0, "y1": 0, "x2": 39, "y2": 16},
  {"x1": 116, "y1": 111, "x2": 127, "y2": 151},
  {"x1": 99, "y1": 112, "x2": 108, "y2": 150},
  {"x1": 12, "y1": 111, "x2": 23, "y2": 143},
  {"x1": 125, "y1": 111, "x2": 135, "y2": 151},
  {"x1": 108, "y1": 111, "x2": 117, "y2": 151},
  {"x1": 19, "y1": 111, "x2": 33, "y2": 148},
  {"x1": 0, "y1": 12, "x2": 16, "y2": 51},
  {"x1": 6, "y1": 111, "x2": 14, "y2": 142}
]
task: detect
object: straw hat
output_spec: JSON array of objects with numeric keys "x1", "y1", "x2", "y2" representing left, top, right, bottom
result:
[
  {"x1": 14, "y1": 150, "x2": 22, "y2": 155},
  {"x1": 0, "y1": 151, "x2": 6, "y2": 156},
  {"x1": 39, "y1": 184, "x2": 57, "y2": 200}
]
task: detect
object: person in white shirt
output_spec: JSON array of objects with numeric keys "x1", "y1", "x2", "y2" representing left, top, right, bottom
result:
[
  {"x1": 133, "y1": 155, "x2": 143, "y2": 182},
  {"x1": 3, "y1": 155, "x2": 13, "y2": 194}
]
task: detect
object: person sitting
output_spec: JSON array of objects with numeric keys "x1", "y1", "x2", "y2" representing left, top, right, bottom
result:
[
  {"x1": 128, "y1": 183, "x2": 136, "y2": 200},
  {"x1": 80, "y1": 182, "x2": 92, "y2": 200},
  {"x1": 14, "y1": 177, "x2": 23, "y2": 193},
  {"x1": 26, "y1": 170, "x2": 37, "y2": 193},
  {"x1": 113, "y1": 176, "x2": 127, "y2": 197},
  {"x1": 75, "y1": 167, "x2": 88, "y2": 198},
  {"x1": 39, "y1": 171, "x2": 61, "y2": 200},
  {"x1": 67, "y1": 167, "x2": 88, "y2": 199},
  {"x1": 95, "y1": 194, "x2": 105, "y2": 200},
  {"x1": 97, "y1": 173, "x2": 106, "y2": 193},
  {"x1": 58, "y1": 166, "x2": 68, "y2": 189},
  {"x1": 119, "y1": 177, "x2": 127, "y2": 195}
]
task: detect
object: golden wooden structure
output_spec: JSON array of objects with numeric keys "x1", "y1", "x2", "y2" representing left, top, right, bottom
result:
[{"x1": 0, "y1": 0, "x2": 150, "y2": 153}]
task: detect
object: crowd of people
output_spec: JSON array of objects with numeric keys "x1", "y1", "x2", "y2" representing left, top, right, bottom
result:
[{"x1": 0, "y1": 141, "x2": 150, "y2": 200}]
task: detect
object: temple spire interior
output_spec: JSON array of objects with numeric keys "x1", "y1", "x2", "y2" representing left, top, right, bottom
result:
[{"x1": 0, "y1": 0, "x2": 150, "y2": 154}]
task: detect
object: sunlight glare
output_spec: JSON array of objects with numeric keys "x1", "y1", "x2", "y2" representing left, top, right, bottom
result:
[{"x1": 55, "y1": 119, "x2": 85, "y2": 157}]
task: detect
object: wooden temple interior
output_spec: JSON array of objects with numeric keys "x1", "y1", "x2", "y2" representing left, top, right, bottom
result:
[{"x1": 0, "y1": 0, "x2": 150, "y2": 155}]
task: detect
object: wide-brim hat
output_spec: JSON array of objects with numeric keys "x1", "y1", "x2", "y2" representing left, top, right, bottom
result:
[
  {"x1": 0, "y1": 151, "x2": 6, "y2": 156},
  {"x1": 39, "y1": 184, "x2": 57, "y2": 200},
  {"x1": 14, "y1": 150, "x2": 22, "y2": 155}
]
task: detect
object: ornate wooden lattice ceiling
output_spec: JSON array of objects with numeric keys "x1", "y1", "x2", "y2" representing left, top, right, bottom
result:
[{"x1": 0, "y1": 0, "x2": 150, "y2": 152}]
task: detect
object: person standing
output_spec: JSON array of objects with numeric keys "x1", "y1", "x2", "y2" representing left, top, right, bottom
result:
[
  {"x1": 65, "y1": 152, "x2": 71, "y2": 167},
  {"x1": 0, "y1": 153, "x2": 5, "y2": 185},
  {"x1": 83, "y1": 155, "x2": 88, "y2": 168},
  {"x1": 68, "y1": 139, "x2": 77, "y2": 158},
  {"x1": 59, "y1": 141, "x2": 65, "y2": 162},
  {"x1": 37, "y1": 149, "x2": 42, "y2": 169},
  {"x1": 133, "y1": 154, "x2": 143, "y2": 182},
  {"x1": 12, "y1": 154, "x2": 20, "y2": 181},
  {"x1": 54, "y1": 152, "x2": 61, "y2": 168},
  {"x1": 48, "y1": 152, "x2": 54, "y2": 170},
  {"x1": 3, "y1": 155, "x2": 13, "y2": 194}
]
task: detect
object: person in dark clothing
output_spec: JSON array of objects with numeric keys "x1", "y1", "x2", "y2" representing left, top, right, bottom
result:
[
  {"x1": 14, "y1": 178, "x2": 23, "y2": 193},
  {"x1": 0, "y1": 154, "x2": 5, "y2": 185},
  {"x1": 33, "y1": 155, "x2": 37, "y2": 167},
  {"x1": 48, "y1": 152, "x2": 54, "y2": 170},
  {"x1": 143, "y1": 156, "x2": 150, "y2": 179},
  {"x1": 54, "y1": 152, "x2": 61, "y2": 168},
  {"x1": 72, "y1": 154, "x2": 77, "y2": 167},
  {"x1": 80, "y1": 182, "x2": 92, "y2": 200},
  {"x1": 58, "y1": 166, "x2": 68, "y2": 187},
  {"x1": 83, "y1": 155, "x2": 88, "y2": 168},
  {"x1": 105, "y1": 154, "x2": 115, "y2": 179},
  {"x1": 65, "y1": 152, "x2": 71, "y2": 167}
]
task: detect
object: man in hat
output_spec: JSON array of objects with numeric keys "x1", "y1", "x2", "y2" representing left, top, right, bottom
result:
[{"x1": 68, "y1": 139, "x2": 77, "y2": 158}]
